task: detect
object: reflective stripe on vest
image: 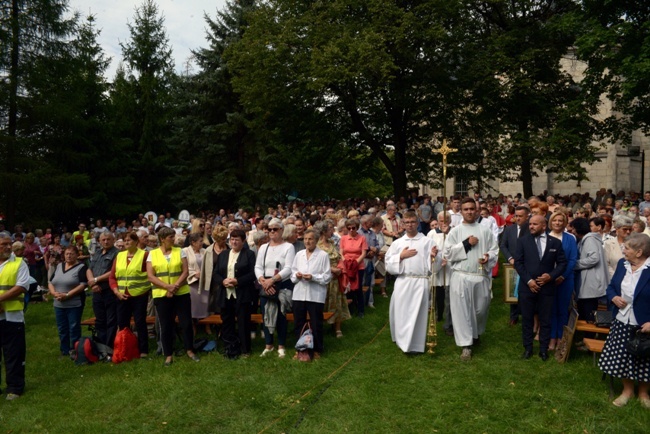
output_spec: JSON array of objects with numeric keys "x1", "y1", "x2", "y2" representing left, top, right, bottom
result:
[
  {"x1": 149, "y1": 247, "x2": 189, "y2": 298},
  {"x1": 0, "y1": 257, "x2": 24, "y2": 312},
  {"x1": 115, "y1": 249, "x2": 151, "y2": 297}
]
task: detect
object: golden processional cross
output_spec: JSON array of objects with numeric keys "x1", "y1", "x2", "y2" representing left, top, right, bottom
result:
[
  {"x1": 425, "y1": 139, "x2": 457, "y2": 354},
  {"x1": 431, "y1": 139, "x2": 458, "y2": 194}
]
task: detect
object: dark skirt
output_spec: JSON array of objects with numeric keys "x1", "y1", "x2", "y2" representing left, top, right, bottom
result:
[{"x1": 599, "y1": 319, "x2": 650, "y2": 383}]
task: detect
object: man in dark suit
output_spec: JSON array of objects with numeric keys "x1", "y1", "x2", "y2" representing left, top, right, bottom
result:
[
  {"x1": 212, "y1": 229, "x2": 257, "y2": 357},
  {"x1": 500, "y1": 205, "x2": 530, "y2": 325},
  {"x1": 514, "y1": 215, "x2": 567, "y2": 361}
]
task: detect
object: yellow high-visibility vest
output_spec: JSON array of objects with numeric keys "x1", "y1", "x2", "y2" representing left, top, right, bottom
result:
[
  {"x1": 115, "y1": 249, "x2": 151, "y2": 297},
  {"x1": 149, "y1": 247, "x2": 189, "y2": 298},
  {"x1": 0, "y1": 257, "x2": 24, "y2": 312}
]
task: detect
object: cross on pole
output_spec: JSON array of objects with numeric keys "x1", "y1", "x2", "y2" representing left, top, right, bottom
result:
[{"x1": 431, "y1": 139, "x2": 457, "y2": 201}]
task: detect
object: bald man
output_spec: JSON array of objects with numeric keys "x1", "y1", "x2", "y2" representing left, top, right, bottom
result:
[{"x1": 514, "y1": 215, "x2": 567, "y2": 361}]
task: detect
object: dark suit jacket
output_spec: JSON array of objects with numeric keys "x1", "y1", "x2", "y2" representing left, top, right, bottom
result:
[
  {"x1": 500, "y1": 223, "x2": 529, "y2": 263},
  {"x1": 212, "y1": 247, "x2": 257, "y2": 308},
  {"x1": 607, "y1": 258, "x2": 650, "y2": 324},
  {"x1": 514, "y1": 232, "x2": 567, "y2": 295}
]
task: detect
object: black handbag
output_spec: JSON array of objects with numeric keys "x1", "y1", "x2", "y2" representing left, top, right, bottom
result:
[
  {"x1": 593, "y1": 310, "x2": 613, "y2": 328},
  {"x1": 626, "y1": 329, "x2": 650, "y2": 358},
  {"x1": 257, "y1": 246, "x2": 280, "y2": 300}
]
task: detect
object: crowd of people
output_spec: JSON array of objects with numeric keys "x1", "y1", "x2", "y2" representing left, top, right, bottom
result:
[{"x1": 0, "y1": 188, "x2": 649, "y2": 404}]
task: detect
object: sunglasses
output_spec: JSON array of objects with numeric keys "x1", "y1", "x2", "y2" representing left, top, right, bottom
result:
[
  {"x1": 347, "y1": 226, "x2": 357, "y2": 230},
  {"x1": 269, "y1": 227, "x2": 281, "y2": 232}
]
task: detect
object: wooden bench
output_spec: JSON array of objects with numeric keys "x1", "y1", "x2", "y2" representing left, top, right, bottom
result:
[
  {"x1": 82, "y1": 311, "x2": 334, "y2": 327},
  {"x1": 576, "y1": 320, "x2": 610, "y2": 335}
]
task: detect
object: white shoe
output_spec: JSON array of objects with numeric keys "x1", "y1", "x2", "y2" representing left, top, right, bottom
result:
[
  {"x1": 460, "y1": 348, "x2": 472, "y2": 361},
  {"x1": 278, "y1": 348, "x2": 286, "y2": 358},
  {"x1": 250, "y1": 332, "x2": 256, "y2": 340},
  {"x1": 260, "y1": 347, "x2": 274, "y2": 357}
]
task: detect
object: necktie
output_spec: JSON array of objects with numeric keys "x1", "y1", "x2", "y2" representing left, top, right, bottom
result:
[{"x1": 536, "y1": 236, "x2": 543, "y2": 260}]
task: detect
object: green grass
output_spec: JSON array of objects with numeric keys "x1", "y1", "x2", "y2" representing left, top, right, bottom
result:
[{"x1": 2, "y1": 274, "x2": 650, "y2": 433}]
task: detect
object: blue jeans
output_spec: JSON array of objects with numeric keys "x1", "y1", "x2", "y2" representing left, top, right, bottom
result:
[{"x1": 55, "y1": 306, "x2": 83, "y2": 355}]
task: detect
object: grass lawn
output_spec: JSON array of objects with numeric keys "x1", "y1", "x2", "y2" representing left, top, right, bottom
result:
[{"x1": 2, "y1": 273, "x2": 649, "y2": 433}]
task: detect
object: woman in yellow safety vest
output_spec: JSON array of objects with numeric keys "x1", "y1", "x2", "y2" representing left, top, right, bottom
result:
[
  {"x1": 146, "y1": 227, "x2": 198, "y2": 366},
  {"x1": 110, "y1": 231, "x2": 151, "y2": 357}
]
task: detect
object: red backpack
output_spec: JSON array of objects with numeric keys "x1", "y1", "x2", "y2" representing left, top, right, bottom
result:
[
  {"x1": 74, "y1": 337, "x2": 100, "y2": 365},
  {"x1": 112, "y1": 328, "x2": 140, "y2": 364}
]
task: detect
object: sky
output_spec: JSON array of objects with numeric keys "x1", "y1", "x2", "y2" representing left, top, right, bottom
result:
[{"x1": 68, "y1": 0, "x2": 228, "y2": 79}]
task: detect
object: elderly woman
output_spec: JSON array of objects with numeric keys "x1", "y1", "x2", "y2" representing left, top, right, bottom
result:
[
  {"x1": 45, "y1": 233, "x2": 64, "y2": 281},
  {"x1": 48, "y1": 246, "x2": 88, "y2": 358},
  {"x1": 199, "y1": 225, "x2": 229, "y2": 316},
  {"x1": 109, "y1": 232, "x2": 151, "y2": 357},
  {"x1": 183, "y1": 233, "x2": 207, "y2": 320},
  {"x1": 599, "y1": 233, "x2": 650, "y2": 408},
  {"x1": 572, "y1": 218, "x2": 609, "y2": 324},
  {"x1": 291, "y1": 229, "x2": 331, "y2": 359},
  {"x1": 147, "y1": 227, "x2": 198, "y2": 366},
  {"x1": 213, "y1": 229, "x2": 257, "y2": 357},
  {"x1": 604, "y1": 216, "x2": 634, "y2": 277},
  {"x1": 255, "y1": 218, "x2": 295, "y2": 358},
  {"x1": 547, "y1": 211, "x2": 578, "y2": 350},
  {"x1": 315, "y1": 220, "x2": 351, "y2": 338},
  {"x1": 339, "y1": 218, "x2": 368, "y2": 318},
  {"x1": 284, "y1": 223, "x2": 304, "y2": 253}
]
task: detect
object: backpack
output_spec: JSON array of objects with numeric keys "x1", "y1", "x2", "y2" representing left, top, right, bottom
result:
[
  {"x1": 73, "y1": 336, "x2": 99, "y2": 365},
  {"x1": 112, "y1": 328, "x2": 140, "y2": 364}
]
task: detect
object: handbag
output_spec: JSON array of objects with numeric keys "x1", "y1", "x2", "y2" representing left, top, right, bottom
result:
[
  {"x1": 626, "y1": 329, "x2": 650, "y2": 358},
  {"x1": 295, "y1": 322, "x2": 314, "y2": 357},
  {"x1": 257, "y1": 246, "x2": 280, "y2": 300},
  {"x1": 593, "y1": 310, "x2": 613, "y2": 328}
]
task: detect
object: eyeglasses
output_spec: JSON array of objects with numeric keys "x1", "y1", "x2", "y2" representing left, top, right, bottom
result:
[
  {"x1": 269, "y1": 227, "x2": 281, "y2": 232},
  {"x1": 347, "y1": 226, "x2": 357, "y2": 230}
]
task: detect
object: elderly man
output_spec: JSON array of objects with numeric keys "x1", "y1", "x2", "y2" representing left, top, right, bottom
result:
[
  {"x1": 444, "y1": 198, "x2": 499, "y2": 361},
  {"x1": 382, "y1": 204, "x2": 403, "y2": 247},
  {"x1": 386, "y1": 211, "x2": 438, "y2": 353},
  {"x1": 87, "y1": 232, "x2": 119, "y2": 352},
  {"x1": 0, "y1": 233, "x2": 30, "y2": 400}
]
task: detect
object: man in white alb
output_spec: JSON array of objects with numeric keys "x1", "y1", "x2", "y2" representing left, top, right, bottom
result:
[
  {"x1": 444, "y1": 198, "x2": 499, "y2": 361},
  {"x1": 386, "y1": 211, "x2": 438, "y2": 353}
]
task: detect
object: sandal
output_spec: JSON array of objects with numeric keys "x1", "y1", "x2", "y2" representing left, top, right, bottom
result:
[
  {"x1": 612, "y1": 394, "x2": 632, "y2": 407},
  {"x1": 336, "y1": 330, "x2": 343, "y2": 338}
]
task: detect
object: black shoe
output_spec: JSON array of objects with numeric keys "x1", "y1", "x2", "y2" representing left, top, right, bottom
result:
[
  {"x1": 445, "y1": 328, "x2": 454, "y2": 337},
  {"x1": 522, "y1": 349, "x2": 533, "y2": 360},
  {"x1": 539, "y1": 352, "x2": 549, "y2": 362}
]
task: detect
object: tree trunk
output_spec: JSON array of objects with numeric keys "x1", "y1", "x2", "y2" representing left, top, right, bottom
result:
[
  {"x1": 521, "y1": 148, "x2": 533, "y2": 199},
  {"x1": 392, "y1": 138, "x2": 408, "y2": 199},
  {"x1": 5, "y1": 0, "x2": 20, "y2": 226}
]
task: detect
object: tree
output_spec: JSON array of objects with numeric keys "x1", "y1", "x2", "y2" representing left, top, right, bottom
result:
[
  {"x1": 458, "y1": 0, "x2": 602, "y2": 197},
  {"x1": 0, "y1": 0, "x2": 86, "y2": 226},
  {"x1": 112, "y1": 0, "x2": 175, "y2": 210},
  {"x1": 577, "y1": 0, "x2": 650, "y2": 141},
  {"x1": 228, "y1": 0, "x2": 469, "y2": 199},
  {"x1": 166, "y1": 0, "x2": 281, "y2": 209}
]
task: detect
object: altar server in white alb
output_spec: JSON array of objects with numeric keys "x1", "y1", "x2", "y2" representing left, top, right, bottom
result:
[
  {"x1": 444, "y1": 198, "x2": 499, "y2": 361},
  {"x1": 386, "y1": 211, "x2": 438, "y2": 353}
]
